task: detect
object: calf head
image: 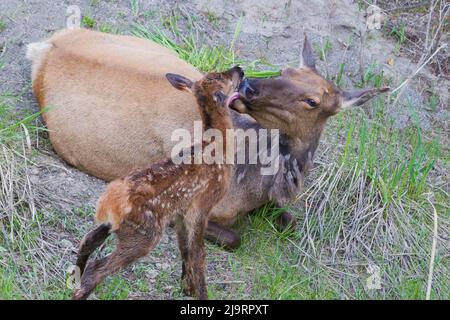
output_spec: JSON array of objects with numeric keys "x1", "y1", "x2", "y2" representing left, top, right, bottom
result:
[
  {"x1": 166, "y1": 66, "x2": 244, "y2": 118},
  {"x1": 233, "y1": 36, "x2": 389, "y2": 143}
]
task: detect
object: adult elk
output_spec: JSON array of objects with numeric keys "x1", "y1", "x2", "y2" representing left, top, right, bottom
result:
[
  {"x1": 27, "y1": 29, "x2": 388, "y2": 249},
  {"x1": 73, "y1": 67, "x2": 243, "y2": 300}
]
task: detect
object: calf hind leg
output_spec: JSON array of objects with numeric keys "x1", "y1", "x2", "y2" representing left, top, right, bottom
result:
[{"x1": 73, "y1": 221, "x2": 161, "y2": 300}]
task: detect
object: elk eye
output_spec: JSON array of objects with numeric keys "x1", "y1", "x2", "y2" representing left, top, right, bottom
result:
[{"x1": 304, "y1": 99, "x2": 319, "y2": 107}]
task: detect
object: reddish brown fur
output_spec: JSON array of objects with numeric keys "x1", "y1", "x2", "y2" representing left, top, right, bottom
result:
[{"x1": 73, "y1": 67, "x2": 242, "y2": 300}]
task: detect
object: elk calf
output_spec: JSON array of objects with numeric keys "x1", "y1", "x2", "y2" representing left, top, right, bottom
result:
[{"x1": 72, "y1": 66, "x2": 244, "y2": 300}]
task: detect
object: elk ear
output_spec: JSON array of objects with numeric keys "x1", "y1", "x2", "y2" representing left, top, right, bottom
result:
[
  {"x1": 166, "y1": 73, "x2": 193, "y2": 93},
  {"x1": 341, "y1": 87, "x2": 390, "y2": 109},
  {"x1": 299, "y1": 34, "x2": 316, "y2": 72}
]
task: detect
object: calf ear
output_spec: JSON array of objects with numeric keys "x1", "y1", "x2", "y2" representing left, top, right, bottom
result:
[
  {"x1": 166, "y1": 73, "x2": 193, "y2": 93},
  {"x1": 299, "y1": 34, "x2": 317, "y2": 72},
  {"x1": 341, "y1": 87, "x2": 390, "y2": 109}
]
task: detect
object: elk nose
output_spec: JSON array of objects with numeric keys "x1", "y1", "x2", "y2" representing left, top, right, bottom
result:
[{"x1": 238, "y1": 78, "x2": 256, "y2": 99}]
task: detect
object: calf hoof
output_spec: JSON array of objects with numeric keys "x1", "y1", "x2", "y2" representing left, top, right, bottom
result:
[
  {"x1": 205, "y1": 222, "x2": 241, "y2": 251},
  {"x1": 275, "y1": 211, "x2": 297, "y2": 233}
]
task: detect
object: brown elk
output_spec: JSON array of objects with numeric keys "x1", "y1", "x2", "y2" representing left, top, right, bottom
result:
[
  {"x1": 27, "y1": 29, "x2": 388, "y2": 250},
  {"x1": 72, "y1": 66, "x2": 244, "y2": 300}
]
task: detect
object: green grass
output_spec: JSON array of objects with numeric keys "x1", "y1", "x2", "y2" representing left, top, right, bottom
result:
[
  {"x1": 98, "y1": 23, "x2": 114, "y2": 33},
  {"x1": 90, "y1": 0, "x2": 100, "y2": 6},
  {"x1": 0, "y1": 266, "x2": 22, "y2": 299},
  {"x1": 97, "y1": 276, "x2": 131, "y2": 299},
  {"x1": 0, "y1": 94, "x2": 46, "y2": 143},
  {"x1": 389, "y1": 22, "x2": 407, "y2": 54},
  {"x1": 0, "y1": 94, "x2": 57, "y2": 300},
  {"x1": 390, "y1": 23, "x2": 407, "y2": 45},
  {"x1": 335, "y1": 62, "x2": 346, "y2": 87},
  {"x1": 204, "y1": 10, "x2": 220, "y2": 28},
  {"x1": 224, "y1": 208, "x2": 341, "y2": 299}
]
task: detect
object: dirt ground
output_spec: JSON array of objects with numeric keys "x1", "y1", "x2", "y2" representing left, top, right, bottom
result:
[{"x1": 0, "y1": 0, "x2": 448, "y2": 299}]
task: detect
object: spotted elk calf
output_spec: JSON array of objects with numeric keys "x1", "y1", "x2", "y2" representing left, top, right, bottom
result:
[
  {"x1": 72, "y1": 66, "x2": 244, "y2": 300},
  {"x1": 28, "y1": 30, "x2": 389, "y2": 250}
]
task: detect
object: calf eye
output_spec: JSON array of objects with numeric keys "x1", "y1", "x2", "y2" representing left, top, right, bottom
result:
[{"x1": 304, "y1": 99, "x2": 319, "y2": 107}]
